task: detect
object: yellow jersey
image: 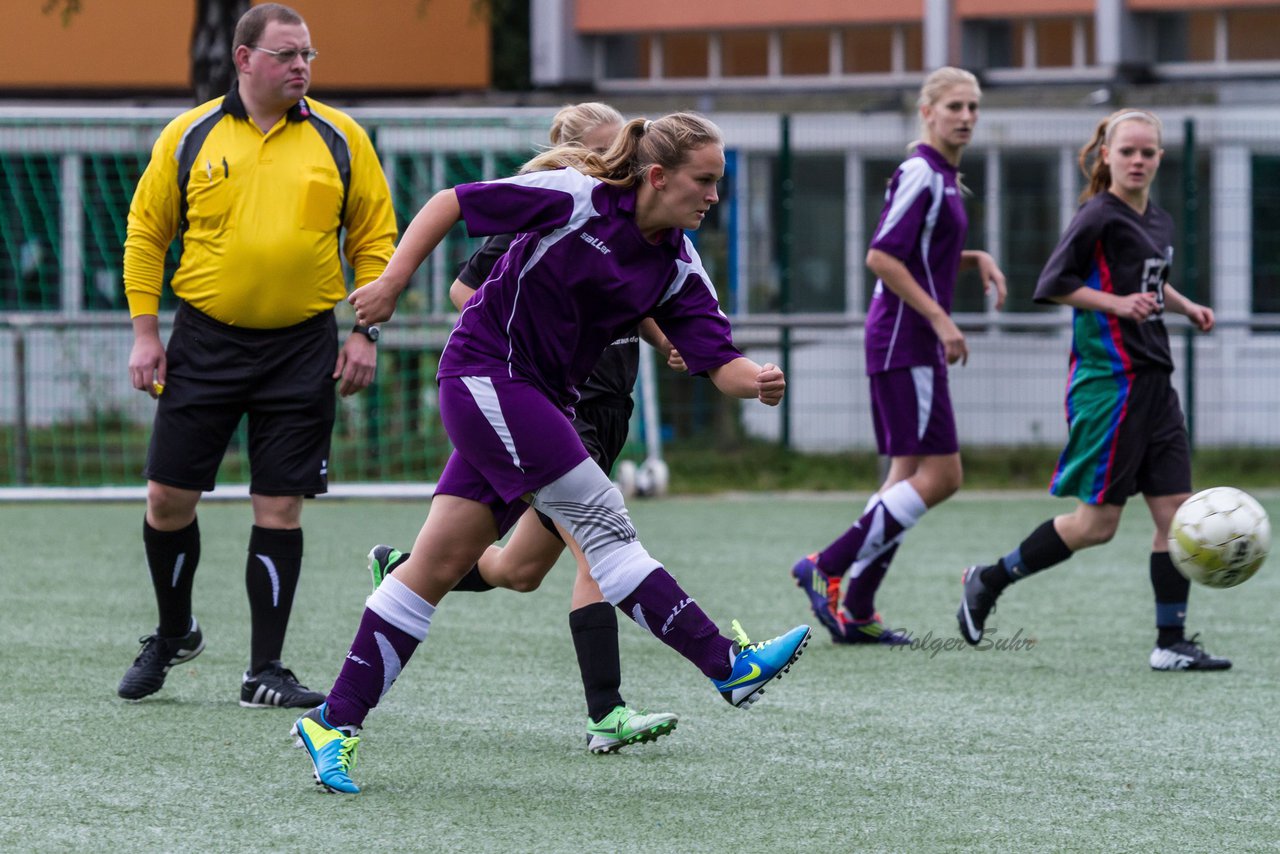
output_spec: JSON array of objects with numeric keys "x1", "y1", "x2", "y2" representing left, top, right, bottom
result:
[{"x1": 123, "y1": 82, "x2": 396, "y2": 329}]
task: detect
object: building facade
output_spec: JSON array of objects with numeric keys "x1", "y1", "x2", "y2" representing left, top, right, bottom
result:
[{"x1": 533, "y1": 0, "x2": 1280, "y2": 90}]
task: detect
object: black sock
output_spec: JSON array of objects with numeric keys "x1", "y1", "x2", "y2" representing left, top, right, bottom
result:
[
  {"x1": 452, "y1": 564, "x2": 495, "y2": 592},
  {"x1": 144, "y1": 517, "x2": 200, "y2": 638},
  {"x1": 1150, "y1": 551, "x2": 1189, "y2": 648},
  {"x1": 983, "y1": 518, "x2": 1073, "y2": 593},
  {"x1": 245, "y1": 526, "x2": 303, "y2": 674},
  {"x1": 569, "y1": 602, "x2": 625, "y2": 723}
]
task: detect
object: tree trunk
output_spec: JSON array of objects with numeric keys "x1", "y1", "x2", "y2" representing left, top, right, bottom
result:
[{"x1": 191, "y1": 0, "x2": 249, "y2": 103}]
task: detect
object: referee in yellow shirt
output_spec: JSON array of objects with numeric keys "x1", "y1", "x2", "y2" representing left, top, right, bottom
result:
[{"x1": 117, "y1": 3, "x2": 396, "y2": 708}]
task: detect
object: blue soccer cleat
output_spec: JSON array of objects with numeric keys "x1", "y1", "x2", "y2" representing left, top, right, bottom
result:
[
  {"x1": 790, "y1": 554, "x2": 844, "y2": 640},
  {"x1": 712, "y1": 620, "x2": 811, "y2": 709},
  {"x1": 292, "y1": 704, "x2": 361, "y2": 794}
]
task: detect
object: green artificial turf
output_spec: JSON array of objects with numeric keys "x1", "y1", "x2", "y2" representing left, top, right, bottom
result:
[{"x1": 2, "y1": 493, "x2": 1276, "y2": 852}]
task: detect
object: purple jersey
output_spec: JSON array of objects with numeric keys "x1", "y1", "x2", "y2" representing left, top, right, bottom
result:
[
  {"x1": 440, "y1": 167, "x2": 741, "y2": 411},
  {"x1": 865, "y1": 144, "x2": 969, "y2": 374}
]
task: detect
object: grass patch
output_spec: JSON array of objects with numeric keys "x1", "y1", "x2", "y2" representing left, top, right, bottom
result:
[{"x1": 2, "y1": 494, "x2": 1277, "y2": 851}]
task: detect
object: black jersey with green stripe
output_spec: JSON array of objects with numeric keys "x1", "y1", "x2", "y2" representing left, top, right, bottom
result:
[{"x1": 1034, "y1": 191, "x2": 1175, "y2": 379}]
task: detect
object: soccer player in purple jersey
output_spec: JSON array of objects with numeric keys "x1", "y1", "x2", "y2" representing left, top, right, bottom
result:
[
  {"x1": 366, "y1": 102, "x2": 689, "y2": 755},
  {"x1": 791, "y1": 67, "x2": 1007, "y2": 646},
  {"x1": 292, "y1": 112, "x2": 812, "y2": 793},
  {"x1": 955, "y1": 109, "x2": 1229, "y2": 671}
]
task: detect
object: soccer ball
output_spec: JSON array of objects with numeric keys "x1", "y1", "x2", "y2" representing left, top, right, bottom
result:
[{"x1": 1168, "y1": 487, "x2": 1270, "y2": 588}]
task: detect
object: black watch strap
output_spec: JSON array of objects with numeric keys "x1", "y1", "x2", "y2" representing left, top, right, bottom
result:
[{"x1": 352, "y1": 323, "x2": 380, "y2": 342}]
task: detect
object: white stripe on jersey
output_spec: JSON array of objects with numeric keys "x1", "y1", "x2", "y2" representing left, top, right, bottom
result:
[
  {"x1": 877, "y1": 157, "x2": 947, "y2": 371},
  {"x1": 444, "y1": 171, "x2": 605, "y2": 372},
  {"x1": 493, "y1": 171, "x2": 604, "y2": 369},
  {"x1": 461, "y1": 375, "x2": 523, "y2": 471},
  {"x1": 657, "y1": 237, "x2": 726, "y2": 318}
]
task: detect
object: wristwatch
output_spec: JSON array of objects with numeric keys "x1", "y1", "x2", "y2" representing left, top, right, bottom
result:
[{"x1": 352, "y1": 323, "x2": 380, "y2": 343}]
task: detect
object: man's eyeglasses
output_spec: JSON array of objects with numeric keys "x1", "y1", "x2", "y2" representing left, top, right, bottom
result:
[{"x1": 251, "y1": 46, "x2": 319, "y2": 64}]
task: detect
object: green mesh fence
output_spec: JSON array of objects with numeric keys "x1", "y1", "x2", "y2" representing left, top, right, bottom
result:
[{"x1": 4, "y1": 108, "x2": 1280, "y2": 488}]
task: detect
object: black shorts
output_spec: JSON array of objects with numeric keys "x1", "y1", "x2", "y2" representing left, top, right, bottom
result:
[
  {"x1": 144, "y1": 302, "x2": 338, "y2": 496},
  {"x1": 574, "y1": 398, "x2": 634, "y2": 474},
  {"x1": 1050, "y1": 370, "x2": 1191, "y2": 506},
  {"x1": 534, "y1": 397, "x2": 634, "y2": 538}
]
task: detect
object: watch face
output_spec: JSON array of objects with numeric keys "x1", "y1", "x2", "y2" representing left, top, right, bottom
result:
[{"x1": 367, "y1": 325, "x2": 380, "y2": 342}]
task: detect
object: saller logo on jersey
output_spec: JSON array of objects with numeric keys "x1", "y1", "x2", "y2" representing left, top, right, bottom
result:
[{"x1": 580, "y1": 232, "x2": 611, "y2": 255}]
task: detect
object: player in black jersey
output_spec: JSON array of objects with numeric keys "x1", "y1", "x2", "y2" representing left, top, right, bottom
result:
[{"x1": 956, "y1": 109, "x2": 1230, "y2": 671}]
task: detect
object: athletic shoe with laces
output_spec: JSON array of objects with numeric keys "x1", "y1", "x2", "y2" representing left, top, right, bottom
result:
[
  {"x1": 240, "y1": 661, "x2": 326, "y2": 708},
  {"x1": 712, "y1": 620, "x2": 811, "y2": 709},
  {"x1": 957, "y1": 565, "x2": 1000, "y2": 646},
  {"x1": 292, "y1": 704, "x2": 361, "y2": 794},
  {"x1": 1149, "y1": 634, "x2": 1232, "y2": 671},
  {"x1": 790, "y1": 554, "x2": 843, "y2": 638},
  {"x1": 117, "y1": 616, "x2": 205, "y2": 700},
  {"x1": 585, "y1": 705, "x2": 679, "y2": 754},
  {"x1": 368, "y1": 544, "x2": 408, "y2": 591},
  {"x1": 836, "y1": 611, "x2": 911, "y2": 646}
]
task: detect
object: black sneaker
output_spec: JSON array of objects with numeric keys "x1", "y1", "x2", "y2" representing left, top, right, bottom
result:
[
  {"x1": 117, "y1": 617, "x2": 205, "y2": 700},
  {"x1": 240, "y1": 661, "x2": 326, "y2": 708},
  {"x1": 956, "y1": 565, "x2": 999, "y2": 646},
  {"x1": 1149, "y1": 634, "x2": 1232, "y2": 671},
  {"x1": 835, "y1": 611, "x2": 912, "y2": 646}
]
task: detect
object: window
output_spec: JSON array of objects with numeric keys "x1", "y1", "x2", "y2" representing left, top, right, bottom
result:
[
  {"x1": 1150, "y1": 12, "x2": 1216, "y2": 63},
  {"x1": 1035, "y1": 18, "x2": 1076, "y2": 68},
  {"x1": 1151, "y1": 150, "x2": 1212, "y2": 308},
  {"x1": 742, "y1": 154, "x2": 845, "y2": 313},
  {"x1": 954, "y1": 154, "x2": 988, "y2": 314},
  {"x1": 1001, "y1": 152, "x2": 1059, "y2": 313},
  {"x1": 82, "y1": 154, "x2": 181, "y2": 311},
  {"x1": 601, "y1": 35, "x2": 651, "y2": 79},
  {"x1": 964, "y1": 20, "x2": 1024, "y2": 70},
  {"x1": 1227, "y1": 9, "x2": 1280, "y2": 62},
  {"x1": 902, "y1": 23, "x2": 924, "y2": 72},
  {"x1": 663, "y1": 32, "x2": 709, "y2": 78},
  {"x1": 790, "y1": 156, "x2": 846, "y2": 312},
  {"x1": 722, "y1": 31, "x2": 769, "y2": 77},
  {"x1": 780, "y1": 29, "x2": 828, "y2": 76},
  {"x1": 843, "y1": 25, "x2": 895, "y2": 74},
  {"x1": 862, "y1": 156, "x2": 902, "y2": 311},
  {"x1": 0, "y1": 154, "x2": 61, "y2": 311},
  {"x1": 1251, "y1": 155, "x2": 1280, "y2": 314}
]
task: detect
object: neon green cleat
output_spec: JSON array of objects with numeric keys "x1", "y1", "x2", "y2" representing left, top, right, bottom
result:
[
  {"x1": 586, "y1": 705, "x2": 678, "y2": 754},
  {"x1": 292, "y1": 705, "x2": 361, "y2": 794},
  {"x1": 367, "y1": 544, "x2": 408, "y2": 592}
]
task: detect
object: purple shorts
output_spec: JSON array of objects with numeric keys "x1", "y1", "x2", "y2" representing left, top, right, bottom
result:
[
  {"x1": 435, "y1": 375, "x2": 590, "y2": 536},
  {"x1": 869, "y1": 364, "x2": 958, "y2": 457}
]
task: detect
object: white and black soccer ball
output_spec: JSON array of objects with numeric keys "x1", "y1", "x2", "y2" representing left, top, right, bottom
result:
[{"x1": 1168, "y1": 486, "x2": 1270, "y2": 589}]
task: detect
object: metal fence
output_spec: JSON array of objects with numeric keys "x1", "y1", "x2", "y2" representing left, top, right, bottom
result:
[{"x1": 3, "y1": 103, "x2": 1280, "y2": 487}]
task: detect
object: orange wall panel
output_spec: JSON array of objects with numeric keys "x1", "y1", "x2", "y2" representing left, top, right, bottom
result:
[
  {"x1": 304, "y1": 1, "x2": 489, "y2": 91},
  {"x1": 0, "y1": 2, "x2": 194, "y2": 88},
  {"x1": 0, "y1": 0, "x2": 488, "y2": 93},
  {"x1": 1129, "y1": 0, "x2": 1278, "y2": 9},
  {"x1": 576, "y1": 0, "x2": 918, "y2": 33},
  {"x1": 956, "y1": 0, "x2": 1093, "y2": 17}
]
